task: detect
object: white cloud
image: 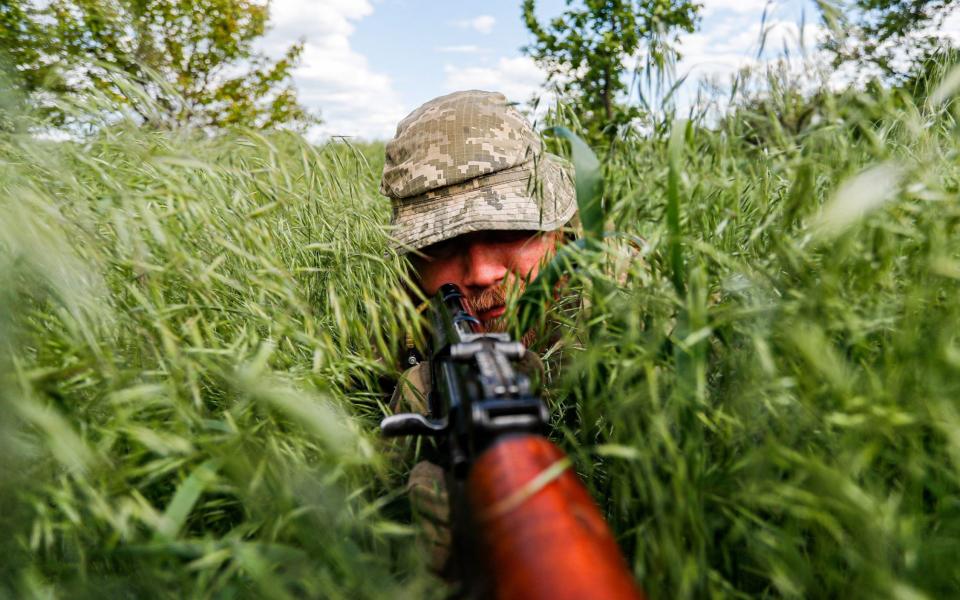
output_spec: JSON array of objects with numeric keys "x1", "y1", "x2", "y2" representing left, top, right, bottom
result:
[
  {"x1": 455, "y1": 15, "x2": 496, "y2": 35},
  {"x1": 676, "y1": 18, "x2": 824, "y2": 83},
  {"x1": 660, "y1": 10, "x2": 832, "y2": 118},
  {"x1": 700, "y1": 0, "x2": 772, "y2": 16},
  {"x1": 257, "y1": 0, "x2": 406, "y2": 140},
  {"x1": 442, "y1": 56, "x2": 548, "y2": 104},
  {"x1": 437, "y1": 45, "x2": 484, "y2": 54},
  {"x1": 942, "y1": 9, "x2": 960, "y2": 44}
]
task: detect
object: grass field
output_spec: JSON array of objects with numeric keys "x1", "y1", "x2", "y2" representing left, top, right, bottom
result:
[{"x1": 2, "y1": 62, "x2": 960, "y2": 598}]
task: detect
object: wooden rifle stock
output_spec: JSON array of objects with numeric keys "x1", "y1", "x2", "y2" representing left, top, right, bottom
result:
[{"x1": 466, "y1": 434, "x2": 645, "y2": 600}]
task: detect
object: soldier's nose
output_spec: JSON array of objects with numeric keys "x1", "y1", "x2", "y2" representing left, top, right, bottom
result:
[{"x1": 461, "y1": 239, "x2": 507, "y2": 290}]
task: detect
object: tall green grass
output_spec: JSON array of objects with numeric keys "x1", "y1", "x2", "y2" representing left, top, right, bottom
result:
[
  {"x1": 0, "y1": 119, "x2": 436, "y2": 598},
  {"x1": 2, "y1": 61, "x2": 960, "y2": 598}
]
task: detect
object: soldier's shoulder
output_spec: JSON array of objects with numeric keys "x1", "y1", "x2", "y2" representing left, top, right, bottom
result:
[{"x1": 389, "y1": 360, "x2": 431, "y2": 414}]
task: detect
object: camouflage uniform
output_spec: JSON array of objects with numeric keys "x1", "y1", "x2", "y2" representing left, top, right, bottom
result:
[{"x1": 381, "y1": 90, "x2": 578, "y2": 571}]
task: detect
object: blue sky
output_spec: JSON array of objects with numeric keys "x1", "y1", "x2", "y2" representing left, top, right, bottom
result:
[{"x1": 254, "y1": 0, "x2": 951, "y2": 141}]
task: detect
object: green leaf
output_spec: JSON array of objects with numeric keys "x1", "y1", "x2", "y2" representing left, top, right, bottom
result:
[
  {"x1": 666, "y1": 118, "x2": 687, "y2": 296},
  {"x1": 153, "y1": 459, "x2": 221, "y2": 542},
  {"x1": 515, "y1": 238, "x2": 589, "y2": 335},
  {"x1": 514, "y1": 128, "x2": 603, "y2": 334},
  {"x1": 544, "y1": 126, "x2": 604, "y2": 240}
]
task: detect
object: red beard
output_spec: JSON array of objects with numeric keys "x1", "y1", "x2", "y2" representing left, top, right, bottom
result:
[
  {"x1": 465, "y1": 284, "x2": 537, "y2": 348},
  {"x1": 466, "y1": 285, "x2": 508, "y2": 329}
]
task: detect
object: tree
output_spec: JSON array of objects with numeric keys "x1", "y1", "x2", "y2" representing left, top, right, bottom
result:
[
  {"x1": 821, "y1": 0, "x2": 960, "y2": 84},
  {"x1": 0, "y1": 1, "x2": 48, "y2": 95},
  {"x1": 0, "y1": 0, "x2": 314, "y2": 130},
  {"x1": 521, "y1": 0, "x2": 700, "y2": 143}
]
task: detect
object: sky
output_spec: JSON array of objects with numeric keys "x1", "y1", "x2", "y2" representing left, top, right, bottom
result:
[{"x1": 255, "y1": 0, "x2": 954, "y2": 141}]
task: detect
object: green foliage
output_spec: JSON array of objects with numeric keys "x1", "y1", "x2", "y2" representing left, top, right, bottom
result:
[
  {"x1": 3, "y1": 53, "x2": 960, "y2": 600},
  {"x1": 821, "y1": 0, "x2": 960, "y2": 82},
  {"x1": 516, "y1": 125, "x2": 603, "y2": 334},
  {"x1": 0, "y1": 0, "x2": 314, "y2": 130},
  {"x1": 0, "y1": 1, "x2": 47, "y2": 95},
  {"x1": 0, "y1": 110, "x2": 432, "y2": 596},
  {"x1": 542, "y1": 61, "x2": 960, "y2": 597},
  {"x1": 522, "y1": 0, "x2": 700, "y2": 145}
]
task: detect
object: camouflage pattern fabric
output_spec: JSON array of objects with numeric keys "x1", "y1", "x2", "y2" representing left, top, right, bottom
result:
[
  {"x1": 381, "y1": 90, "x2": 577, "y2": 252},
  {"x1": 406, "y1": 460, "x2": 451, "y2": 572},
  {"x1": 389, "y1": 365, "x2": 451, "y2": 571}
]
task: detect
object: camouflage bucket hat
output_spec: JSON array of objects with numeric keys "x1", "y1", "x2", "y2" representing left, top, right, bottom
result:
[{"x1": 381, "y1": 90, "x2": 577, "y2": 252}]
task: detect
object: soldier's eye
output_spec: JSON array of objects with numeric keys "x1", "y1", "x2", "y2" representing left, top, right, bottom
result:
[
  {"x1": 496, "y1": 230, "x2": 539, "y2": 244},
  {"x1": 422, "y1": 239, "x2": 457, "y2": 261}
]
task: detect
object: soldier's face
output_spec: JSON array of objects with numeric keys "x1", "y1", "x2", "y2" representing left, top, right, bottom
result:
[{"x1": 412, "y1": 230, "x2": 561, "y2": 329}]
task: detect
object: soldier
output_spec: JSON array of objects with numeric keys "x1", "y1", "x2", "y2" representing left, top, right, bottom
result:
[{"x1": 380, "y1": 89, "x2": 579, "y2": 571}]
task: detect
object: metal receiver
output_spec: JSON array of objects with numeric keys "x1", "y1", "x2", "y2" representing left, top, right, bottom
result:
[{"x1": 380, "y1": 283, "x2": 549, "y2": 474}]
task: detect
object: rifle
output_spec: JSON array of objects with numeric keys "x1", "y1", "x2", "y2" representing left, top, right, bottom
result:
[{"x1": 382, "y1": 283, "x2": 644, "y2": 600}]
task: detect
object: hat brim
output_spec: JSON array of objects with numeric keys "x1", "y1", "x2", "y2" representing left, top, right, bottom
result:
[{"x1": 389, "y1": 154, "x2": 577, "y2": 253}]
